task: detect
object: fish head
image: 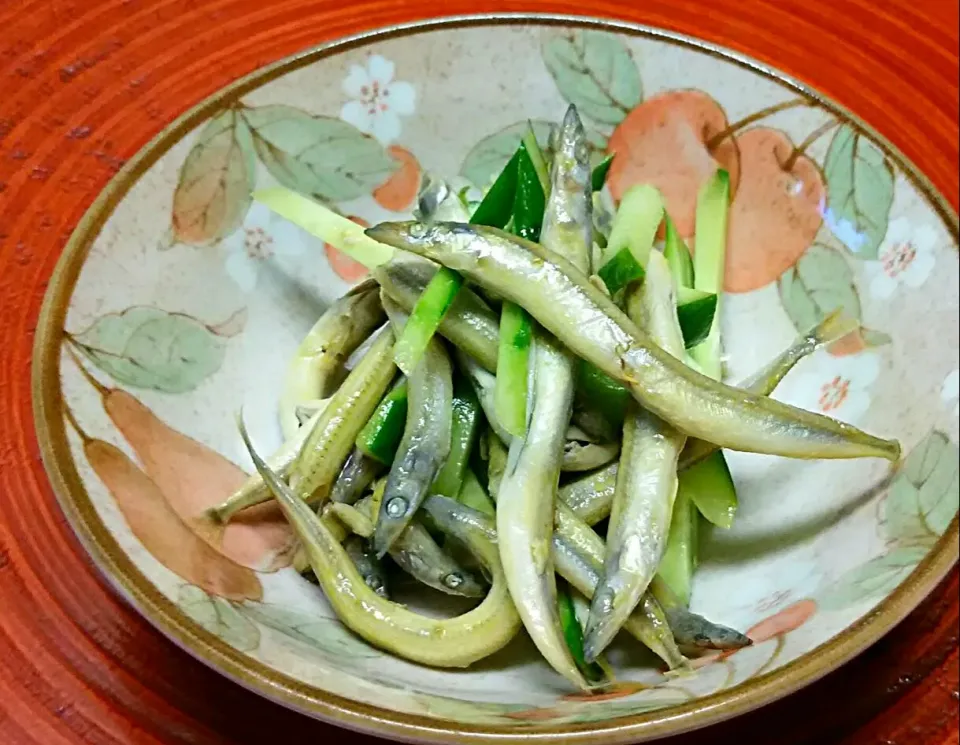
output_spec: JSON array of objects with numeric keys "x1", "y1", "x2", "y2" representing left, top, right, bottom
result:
[
  {"x1": 365, "y1": 221, "x2": 484, "y2": 263},
  {"x1": 366, "y1": 219, "x2": 463, "y2": 249},
  {"x1": 555, "y1": 104, "x2": 590, "y2": 172},
  {"x1": 439, "y1": 567, "x2": 488, "y2": 598},
  {"x1": 415, "y1": 173, "x2": 450, "y2": 220}
]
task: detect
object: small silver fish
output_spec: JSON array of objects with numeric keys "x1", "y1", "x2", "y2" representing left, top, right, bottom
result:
[
  {"x1": 374, "y1": 298, "x2": 453, "y2": 557},
  {"x1": 363, "y1": 220, "x2": 900, "y2": 462}
]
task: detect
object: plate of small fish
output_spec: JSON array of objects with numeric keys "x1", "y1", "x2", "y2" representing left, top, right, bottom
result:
[{"x1": 35, "y1": 14, "x2": 959, "y2": 744}]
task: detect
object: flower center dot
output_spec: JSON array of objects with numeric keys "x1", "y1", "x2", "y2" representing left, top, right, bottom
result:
[
  {"x1": 244, "y1": 227, "x2": 273, "y2": 261},
  {"x1": 818, "y1": 375, "x2": 850, "y2": 413},
  {"x1": 882, "y1": 241, "x2": 916, "y2": 278}
]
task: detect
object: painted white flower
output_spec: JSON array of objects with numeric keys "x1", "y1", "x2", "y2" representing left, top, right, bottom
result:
[
  {"x1": 776, "y1": 350, "x2": 881, "y2": 425},
  {"x1": 941, "y1": 368, "x2": 960, "y2": 419},
  {"x1": 340, "y1": 55, "x2": 415, "y2": 145},
  {"x1": 223, "y1": 203, "x2": 307, "y2": 293},
  {"x1": 867, "y1": 217, "x2": 938, "y2": 299}
]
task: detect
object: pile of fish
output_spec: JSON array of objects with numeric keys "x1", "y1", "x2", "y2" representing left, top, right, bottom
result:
[{"x1": 210, "y1": 105, "x2": 900, "y2": 691}]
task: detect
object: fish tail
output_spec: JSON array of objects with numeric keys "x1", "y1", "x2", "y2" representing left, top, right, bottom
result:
[{"x1": 810, "y1": 309, "x2": 859, "y2": 347}]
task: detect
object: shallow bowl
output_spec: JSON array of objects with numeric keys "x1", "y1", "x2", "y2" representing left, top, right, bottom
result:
[{"x1": 34, "y1": 14, "x2": 959, "y2": 745}]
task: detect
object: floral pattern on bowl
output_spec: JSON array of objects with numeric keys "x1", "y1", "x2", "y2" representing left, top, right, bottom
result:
[{"x1": 36, "y1": 18, "x2": 958, "y2": 741}]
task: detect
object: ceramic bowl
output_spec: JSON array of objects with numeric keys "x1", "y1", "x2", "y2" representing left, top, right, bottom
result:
[{"x1": 34, "y1": 14, "x2": 959, "y2": 745}]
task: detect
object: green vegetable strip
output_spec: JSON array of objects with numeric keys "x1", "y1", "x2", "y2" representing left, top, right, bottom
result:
[
  {"x1": 676, "y1": 292, "x2": 718, "y2": 350},
  {"x1": 676, "y1": 286, "x2": 713, "y2": 304},
  {"x1": 431, "y1": 378, "x2": 482, "y2": 499},
  {"x1": 253, "y1": 188, "x2": 394, "y2": 269},
  {"x1": 582, "y1": 184, "x2": 665, "y2": 428},
  {"x1": 597, "y1": 247, "x2": 646, "y2": 296},
  {"x1": 495, "y1": 301, "x2": 533, "y2": 438},
  {"x1": 393, "y1": 147, "x2": 528, "y2": 377},
  {"x1": 604, "y1": 184, "x2": 664, "y2": 267},
  {"x1": 687, "y1": 169, "x2": 738, "y2": 529},
  {"x1": 470, "y1": 151, "x2": 520, "y2": 229},
  {"x1": 513, "y1": 144, "x2": 547, "y2": 242},
  {"x1": 656, "y1": 486, "x2": 698, "y2": 606},
  {"x1": 596, "y1": 183, "x2": 663, "y2": 294},
  {"x1": 456, "y1": 469, "x2": 495, "y2": 517},
  {"x1": 575, "y1": 362, "x2": 629, "y2": 430},
  {"x1": 663, "y1": 214, "x2": 694, "y2": 289},
  {"x1": 468, "y1": 431, "x2": 490, "y2": 492},
  {"x1": 683, "y1": 450, "x2": 738, "y2": 530},
  {"x1": 689, "y1": 170, "x2": 730, "y2": 379},
  {"x1": 393, "y1": 268, "x2": 464, "y2": 376},
  {"x1": 356, "y1": 379, "x2": 408, "y2": 464},
  {"x1": 590, "y1": 154, "x2": 615, "y2": 193},
  {"x1": 521, "y1": 125, "x2": 551, "y2": 195},
  {"x1": 493, "y1": 137, "x2": 548, "y2": 439},
  {"x1": 575, "y1": 291, "x2": 717, "y2": 425},
  {"x1": 659, "y1": 170, "x2": 737, "y2": 588},
  {"x1": 557, "y1": 580, "x2": 606, "y2": 684}
]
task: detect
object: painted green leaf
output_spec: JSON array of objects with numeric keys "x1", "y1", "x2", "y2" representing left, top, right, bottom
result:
[
  {"x1": 884, "y1": 430, "x2": 959, "y2": 542},
  {"x1": 172, "y1": 109, "x2": 256, "y2": 245},
  {"x1": 461, "y1": 120, "x2": 554, "y2": 189},
  {"x1": 178, "y1": 584, "x2": 218, "y2": 628},
  {"x1": 241, "y1": 602, "x2": 381, "y2": 659},
  {"x1": 883, "y1": 478, "x2": 934, "y2": 546},
  {"x1": 541, "y1": 30, "x2": 642, "y2": 126},
  {"x1": 823, "y1": 124, "x2": 896, "y2": 259},
  {"x1": 566, "y1": 693, "x2": 688, "y2": 724},
  {"x1": 861, "y1": 328, "x2": 893, "y2": 348},
  {"x1": 818, "y1": 546, "x2": 930, "y2": 611},
  {"x1": 413, "y1": 692, "x2": 533, "y2": 724},
  {"x1": 71, "y1": 307, "x2": 243, "y2": 393},
  {"x1": 211, "y1": 598, "x2": 261, "y2": 651},
  {"x1": 177, "y1": 585, "x2": 260, "y2": 651},
  {"x1": 586, "y1": 129, "x2": 610, "y2": 168},
  {"x1": 778, "y1": 243, "x2": 861, "y2": 333},
  {"x1": 241, "y1": 104, "x2": 397, "y2": 202}
]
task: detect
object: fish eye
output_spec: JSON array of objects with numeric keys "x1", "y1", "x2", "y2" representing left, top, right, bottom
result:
[
  {"x1": 442, "y1": 573, "x2": 464, "y2": 589},
  {"x1": 385, "y1": 496, "x2": 408, "y2": 518}
]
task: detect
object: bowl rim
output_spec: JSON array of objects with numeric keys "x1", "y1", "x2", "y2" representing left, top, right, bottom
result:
[{"x1": 32, "y1": 12, "x2": 960, "y2": 745}]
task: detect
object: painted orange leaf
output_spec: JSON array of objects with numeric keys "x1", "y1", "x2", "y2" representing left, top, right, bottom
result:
[
  {"x1": 745, "y1": 599, "x2": 817, "y2": 643},
  {"x1": 504, "y1": 706, "x2": 563, "y2": 722},
  {"x1": 688, "y1": 651, "x2": 723, "y2": 670},
  {"x1": 688, "y1": 599, "x2": 818, "y2": 671},
  {"x1": 827, "y1": 327, "x2": 891, "y2": 357},
  {"x1": 373, "y1": 145, "x2": 421, "y2": 212},
  {"x1": 84, "y1": 438, "x2": 262, "y2": 601},
  {"x1": 103, "y1": 389, "x2": 295, "y2": 572},
  {"x1": 827, "y1": 329, "x2": 868, "y2": 357},
  {"x1": 560, "y1": 681, "x2": 649, "y2": 703},
  {"x1": 171, "y1": 109, "x2": 255, "y2": 245}
]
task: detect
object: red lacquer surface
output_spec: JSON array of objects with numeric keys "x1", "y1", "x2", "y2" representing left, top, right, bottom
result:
[{"x1": 0, "y1": 1, "x2": 957, "y2": 743}]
